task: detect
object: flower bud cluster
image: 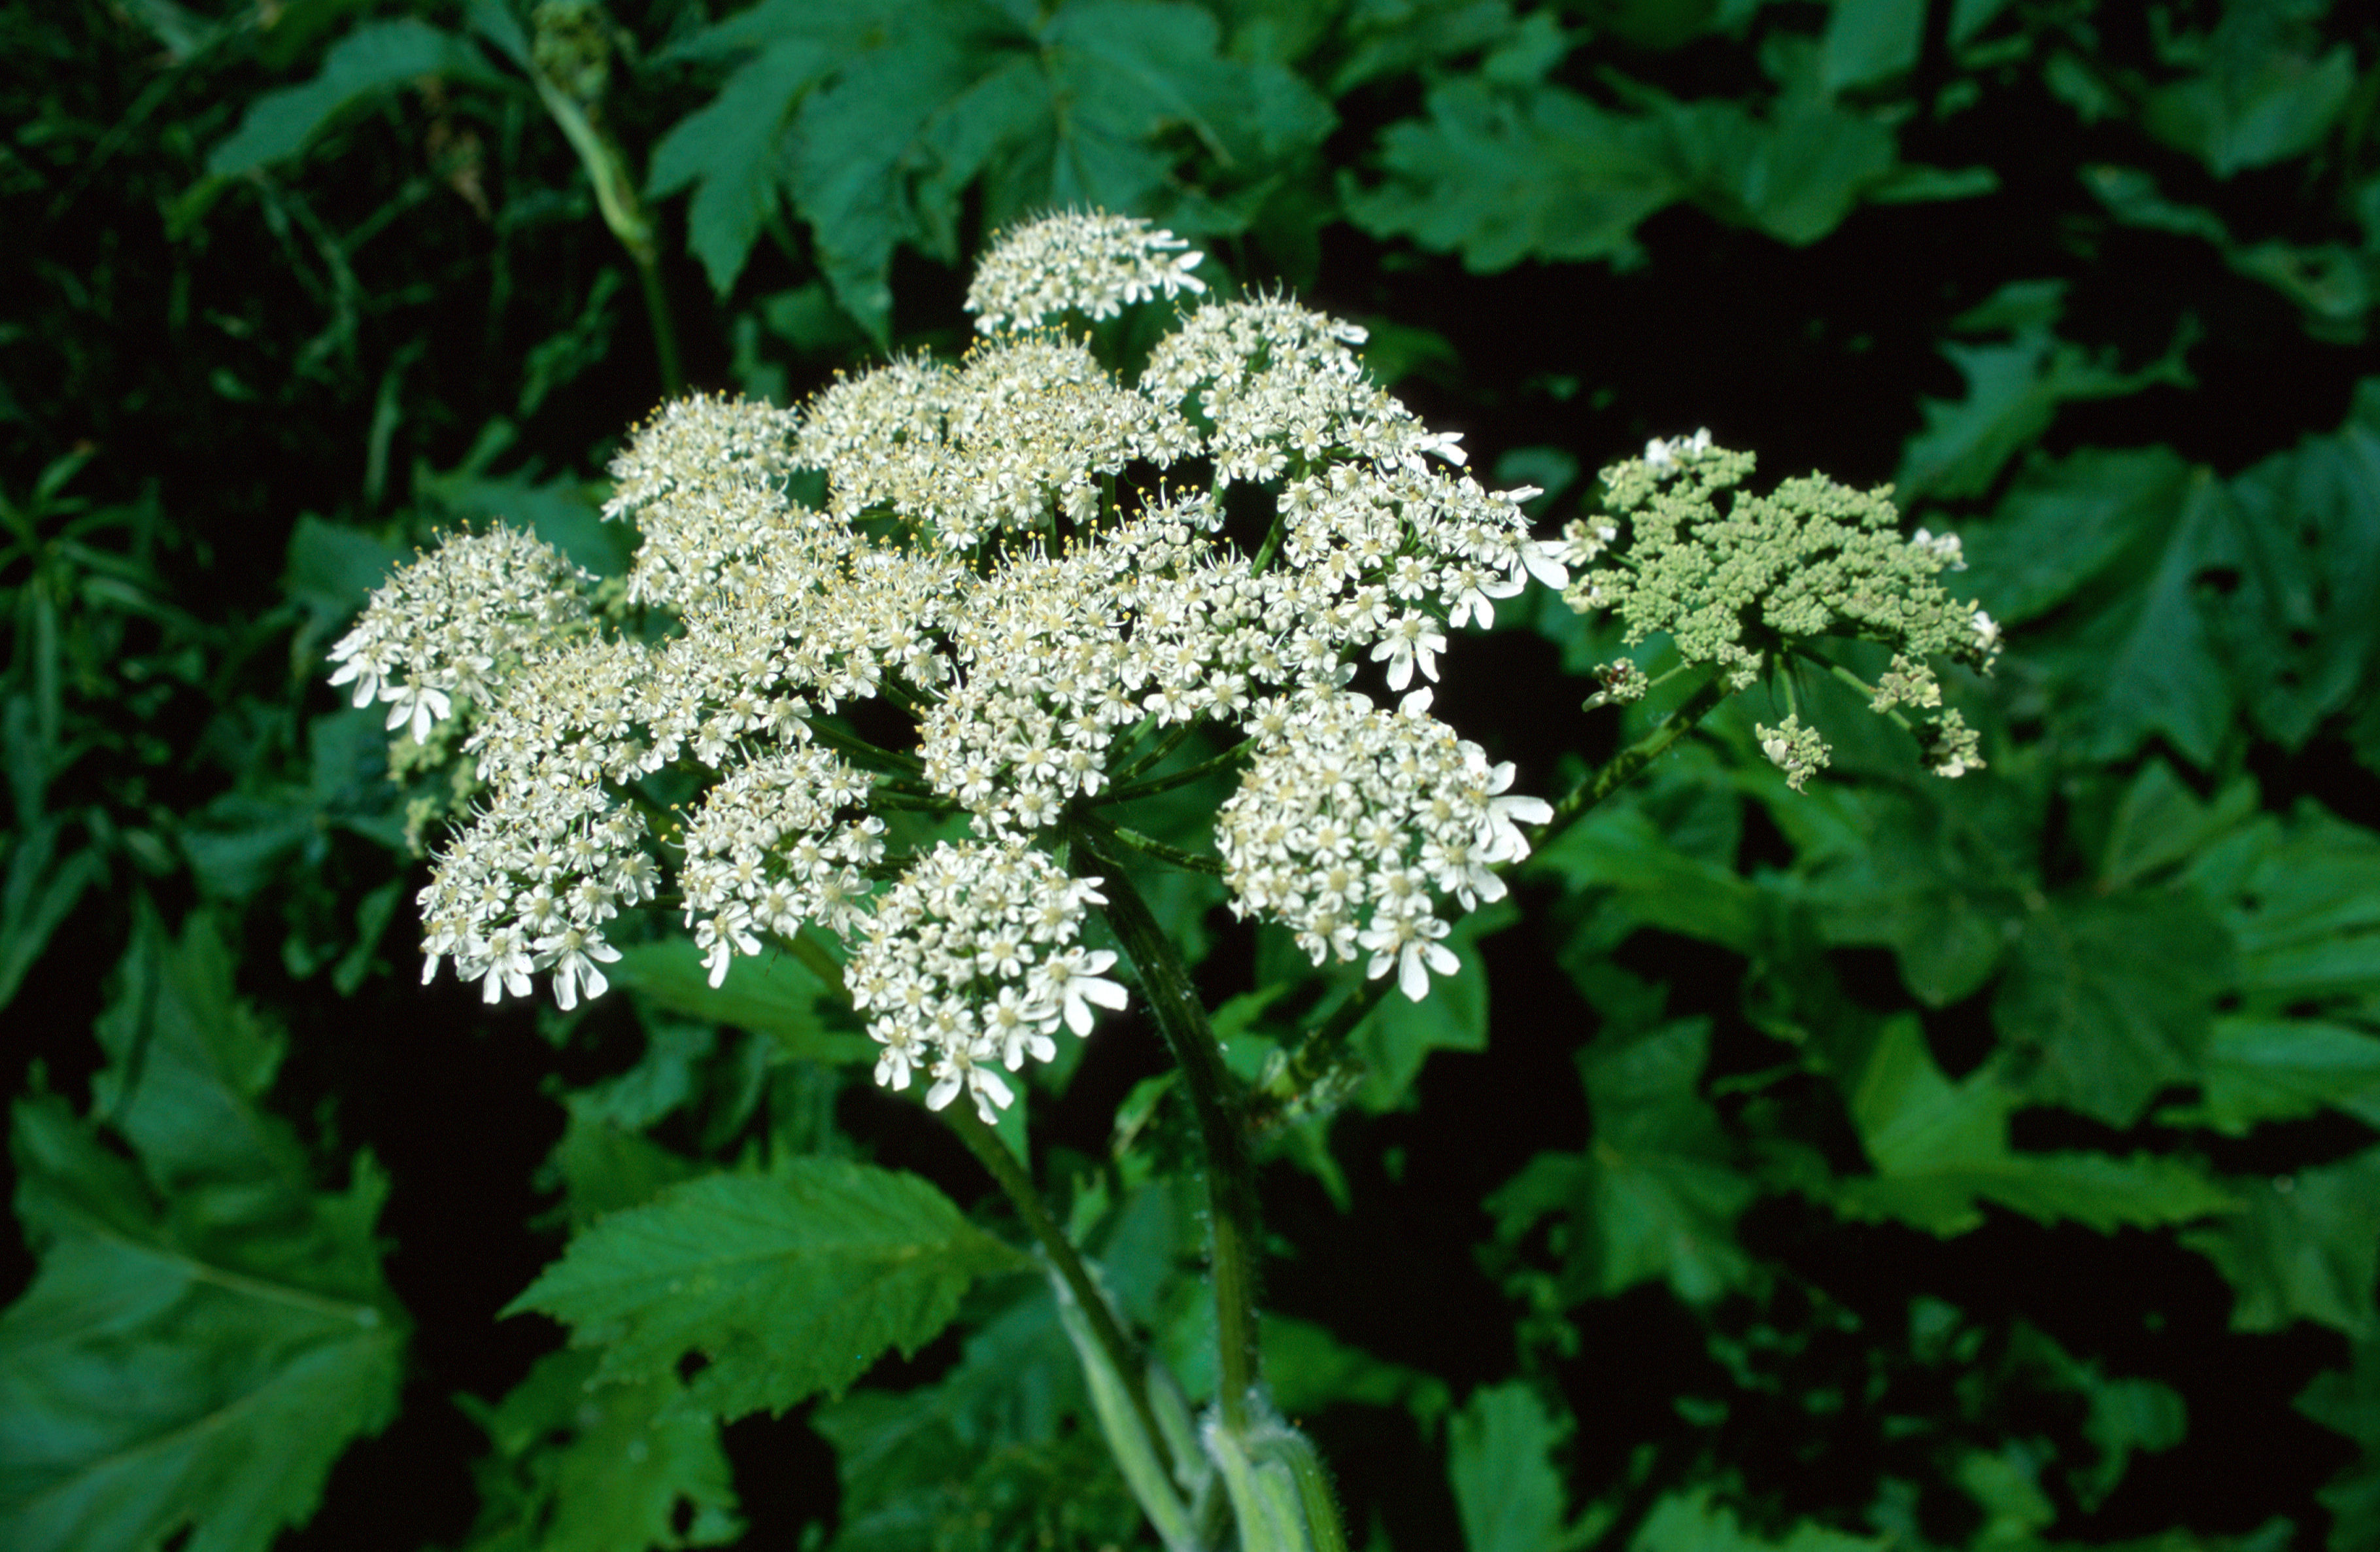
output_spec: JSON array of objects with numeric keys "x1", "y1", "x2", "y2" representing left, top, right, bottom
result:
[
  {"x1": 844, "y1": 840, "x2": 1127, "y2": 1122},
  {"x1": 1562, "y1": 432, "x2": 1997, "y2": 788}
]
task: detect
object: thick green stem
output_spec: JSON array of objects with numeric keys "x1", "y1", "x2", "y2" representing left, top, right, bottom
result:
[
  {"x1": 532, "y1": 75, "x2": 683, "y2": 399},
  {"x1": 1537, "y1": 668, "x2": 1731, "y2": 850},
  {"x1": 941, "y1": 1106, "x2": 1177, "y2": 1486},
  {"x1": 1073, "y1": 821, "x2": 1265, "y2": 1433}
]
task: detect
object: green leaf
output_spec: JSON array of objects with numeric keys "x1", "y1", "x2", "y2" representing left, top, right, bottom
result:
[
  {"x1": 1450, "y1": 1383, "x2": 1582, "y2": 1552},
  {"x1": 607, "y1": 937, "x2": 872, "y2": 1066},
  {"x1": 645, "y1": 36, "x2": 846, "y2": 295},
  {"x1": 2192, "y1": 1016, "x2": 2380, "y2": 1136},
  {"x1": 1263, "y1": 1315, "x2": 1448, "y2": 1424},
  {"x1": 1895, "y1": 292, "x2": 2192, "y2": 504},
  {"x1": 206, "y1": 20, "x2": 503, "y2": 177},
  {"x1": 1961, "y1": 445, "x2": 2195, "y2": 629},
  {"x1": 1820, "y1": 0, "x2": 1925, "y2": 93},
  {"x1": 743, "y1": 0, "x2": 1330, "y2": 338},
  {"x1": 1489, "y1": 1019, "x2": 1756, "y2": 1305},
  {"x1": 1647, "y1": 85, "x2": 1899, "y2": 248},
  {"x1": 0, "y1": 910, "x2": 405, "y2": 1552},
  {"x1": 0, "y1": 818, "x2": 105, "y2": 1013},
  {"x1": 2298, "y1": 1338, "x2": 2380, "y2": 1552},
  {"x1": 811, "y1": 1283, "x2": 1149, "y2": 1551},
  {"x1": 1834, "y1": 1016, "x2": 2234, "y2": 1237},
  {"x1": 2183, "y1": 1148, "x2": 2380, "y2": 1340},
  {"x1": 2145, "y1": 43, "x2": 2358, "y2": 179},
  {"x1": 1342, "y1": 76, "x2": 1680, "y2": 272},
  {"x1": 1538, "y1": 801, "x2": 1766, "y2": 956},
  {"x1": 1799, "y1": 780, "x2": 2033, "y2": 1008},
  {"x1": 1994, "y1": 891, "x2": 2230, "y2": 1127},
  {"x1": 1631, "y1": 1487, "x2": 1884, "y2": 1551},
  {"x1": 506, "y1": 1160, "x2": 1027, "y2": 1418},
  {"x1": 1353, "y1": 900, "x2": 1512, "y2": 1110},
  {"x1": 2199, "y1": 805, "x2": 2380, "y2": 1014},
  {"x1": 460, "y1": 1349, "x2": 741, "y2": 1552},
  {"x1": 2203, "y1": 382, "x2": 2380, "y2": 750}
]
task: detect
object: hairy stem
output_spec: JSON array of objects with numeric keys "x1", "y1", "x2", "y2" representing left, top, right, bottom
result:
[
  {"x1": 1072, "y1": 821, "x2": 1265, "y2": 1434},
  {"x1": 940, "y1": 1106, "x2": 1177, "y2": 1486}
]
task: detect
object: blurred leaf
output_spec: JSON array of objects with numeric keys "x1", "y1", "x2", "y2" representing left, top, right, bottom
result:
[
  {"x1": 1896, "y1": 286, "x2": 2192, "y2": 503},
  {"x1": 206, "y1": 20, "x2": 506, "y2": 177},
  {"x1": 811, "y1": 1282, "x2": 1148, "y2": 1551},
  {"x1": 2205, "y1": 806, "x2": 2380, "y2": 1014},
  {"x1": 506, "y1": 1160, "x2": 1028, "y2": 1418},
  {"x1": 2298, "y1": 1338, "x2": 2380, "y2": 1552},
  {"x1": 1799, "y1": 780, "x2": 2033, "y2": 1007},
  {"x1": 1994, "y1": 891, "x2": 2230, "y2": 1128},
  {"x1": 1834, "y1": 1016, "x2": 2234, "y2": 1236},
  {"x1": 2202, "y1": 380, "x2": 2380, "y2": 750},
  {"x1": 2145, "y1": 42, "x2": 2356, "y2": 179},
  {"x1": 1263, "y1": 1315, "x2": 1448, "y2": 1423},
  {"x1": 458, "y1": 1349, "x2": 741, "y2": 1552},
  {"x1": 1450, "y1": 1382, "x2": 1585, "y2": 1552},
  {"x1": 1631, "y1": 1487, "x2": 1884, "y2": 1551},
  {"x1": 2184, "y1": 1149, "x2": 2380, "y2": 1339},
  {"x1": 2192, "y1": 1017, "x2": 2380, "y2": 1136},
  {"x1": 0, "y1": 908, "x2": 405, "y2": 1552},
  {"x1": 544, "y1": 1097, "x2": 706, "y2": 1230},
  {"x1": 0, "y1": 817, "x2": 105, "y2": 1013},
  {"x1": 1538, "y1": 801, "x2": 1766, "y2": 956},
  {"x1": 1489, "y1": 1018, "x2": 1756, "y2": 1305},
  {"x1": 1820, "y1": 0, "x2": 1924, "y2": 93},
  {"x1": 1962, "y1": 445, "x2": 2195, "y2": 628}
]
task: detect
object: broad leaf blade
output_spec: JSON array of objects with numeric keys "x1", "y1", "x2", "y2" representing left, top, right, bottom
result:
[{"x1": 508, "y1": 1161, "x2": 1027, "y2": 1418}]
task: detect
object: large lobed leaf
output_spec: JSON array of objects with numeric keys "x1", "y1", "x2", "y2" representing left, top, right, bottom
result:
[
  {"x1": 648, "y1": 0, "x2": 1332, "y2": 327},
  {"x1": 1833, "y1": 1017, "x2": 2234, "y2": 1237},
  {"x1": 0, "y1": 909, "x2": 405, "y2": 1552},
  {"x1": 507, "y1": 1159, "x2": 1027, "y2": 1419}
]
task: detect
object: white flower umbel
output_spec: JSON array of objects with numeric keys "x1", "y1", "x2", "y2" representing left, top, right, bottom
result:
[
  {"x1": 328, "y1": 526, "x2": 594, "y2": 744},
  {"x1": 338, "y1": 209, "x2": 1572, "y2": 1118},
  {"x1": 1217, "y1": 689, "x2": 1550, "y2": 1000},
  {"x1": 844, "y1": 840, "x2": 1123, "y2": 1120},
  {"x1": 966, "y1": 209, "x2": 1206, "y2": 334}
]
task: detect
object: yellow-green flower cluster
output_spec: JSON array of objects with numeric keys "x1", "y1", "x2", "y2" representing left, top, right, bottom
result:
[{"x1": 1562, "y1": 431, "x2": 1997, "y2": 788}]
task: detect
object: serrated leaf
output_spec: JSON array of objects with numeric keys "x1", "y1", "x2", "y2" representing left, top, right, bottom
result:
[
  {"x1": 1994, "y1": 891, "x2": 2230, "y2": 1128},
  {"x1": 645, "y1": 36, "x2": 847, "y2": 295},
  {"x1": 1835, "y1": 1016, "x2": 2234, "y2": 1237},
  {"x1": 207, "y1": 20, "x2": 503, "y2": 177},
  {"x1": 1450, "y1": 1383, "x2": 1580, "y2": 1552},
  {"x1": 2217, "y1": 806, "x2": 2380, "y2": 1011},
  {"x1": 755, "y1": 0, "x2": 1331, "y2": 338},
  {"x1": 2184, "y1": 1148, "x2": 2380, "y2": 1339},
  {"x1": 1489, "y1": 1019, "x2": 1756, "y2": 1305},
  {"x1": 0, "y1": 909, "x2": 405, "y2": 1552},
  {"x1": 507, "y1": 1160, "x2": 1027, "y2": 1418},
  {"x1": 811, "y1": 1282, "x2": 1148, "y2": 1552},
  {"x1": 1962, "y1": 445, "x2": 2194, "y2": 628},
  {"x1": 2193, "y1": 1016, "x2": 2380, "y2": 1135},
  {"x1": 1342, "y1": 76, "x2": 1679, "y2": 272},
  {"x1": 1895, "y1": 303, "x2": 2190, "y2": 504},
  {"x1": 461, "y1": 1350, "x2": 741, "y2": 1552}
]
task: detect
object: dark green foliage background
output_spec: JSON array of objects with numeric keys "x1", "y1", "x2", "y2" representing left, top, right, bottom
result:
[{"x1": 5, "y1": 1, "x2": 2377, "y2": 1549}]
